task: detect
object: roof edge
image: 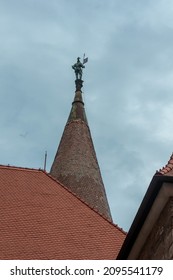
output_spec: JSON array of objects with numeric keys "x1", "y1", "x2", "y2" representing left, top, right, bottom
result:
[
  {"x1": 117, "y1": 174, "x2": 173, "y2": 259},
  {"x1": 157, "y1": 153, "x2": 173, "y2": 175},
  {"x1": 44, "y1": 170, "x2": 126, "y2": 235},
  {"x1": 0, "y1": 164, "x2": 43, "y2": 173}
]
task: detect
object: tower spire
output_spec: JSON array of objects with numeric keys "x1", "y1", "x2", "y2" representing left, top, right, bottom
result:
[
  {"x1": 67, "y1": 81, "x2": 87, "y2": 124},
  {"x1": 50, "y1": 58, "x2": 112, "y2": 221}
]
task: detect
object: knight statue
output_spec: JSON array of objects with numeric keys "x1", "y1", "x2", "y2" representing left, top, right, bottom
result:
[{"x1": 72, "y1": 57, "x2": 85, "y2": 80}]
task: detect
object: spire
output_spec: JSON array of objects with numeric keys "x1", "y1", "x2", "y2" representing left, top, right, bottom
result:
[
  {"x1": 67, "y1": 80, "x2": 88, "y2": 124},
  {"x1": 50, "y1": 59, "x2": 112, "y2": 221}
]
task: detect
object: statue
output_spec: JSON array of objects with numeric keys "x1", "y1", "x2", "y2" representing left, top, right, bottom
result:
[{"x1": 72, "y1": 57, "x2": 85, "y2": 80}]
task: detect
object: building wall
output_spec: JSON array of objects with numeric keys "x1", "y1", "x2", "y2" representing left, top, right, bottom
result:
[{"x1": 138, "y1": 198, "x2": 173, "y2": 260}]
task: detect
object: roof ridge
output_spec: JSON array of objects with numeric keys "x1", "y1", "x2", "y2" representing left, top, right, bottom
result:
[
  {"x1": 0, "y1": 164, "x2": 42, "y2": 173},
  {"x1": 43, "y1": 170, "x2": 126, "y2": 235},
  {"x1": 156, "y1": 153, "x2": 173, "y2": 175}
]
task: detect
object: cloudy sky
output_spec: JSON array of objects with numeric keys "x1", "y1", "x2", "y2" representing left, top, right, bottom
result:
[{"x1": 1, "y1": 0, "x2": 173, "y2": 231}]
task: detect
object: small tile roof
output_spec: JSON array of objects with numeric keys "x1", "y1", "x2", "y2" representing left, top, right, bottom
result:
[
  {"x1": 157, "y1": 153, "x2": 173, "y2": 176},
  {"x1": 0, "y1": 165, "x2": 126, "y2": 259}
]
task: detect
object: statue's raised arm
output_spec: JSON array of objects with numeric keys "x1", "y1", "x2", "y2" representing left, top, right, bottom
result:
[{"x1": 72, "y1": 57, "x2": 85, "y2": 80}]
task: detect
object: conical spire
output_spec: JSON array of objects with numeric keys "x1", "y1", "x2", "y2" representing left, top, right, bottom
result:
[
  {"x1": 67, "y1": 80, "x2": 88, "y2": 124},
  {"x1": 50, "y1": 61, "x2": 112, "y2": 221}
]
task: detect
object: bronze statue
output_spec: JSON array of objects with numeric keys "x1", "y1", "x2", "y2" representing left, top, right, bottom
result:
[{"x1": 72, "y1": 57, "x2": 85, "y2": 80}]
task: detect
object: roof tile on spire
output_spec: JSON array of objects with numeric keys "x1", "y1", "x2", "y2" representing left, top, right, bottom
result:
[{"x1": 50, "y1": 85, "x2": 112, "y2": 222}]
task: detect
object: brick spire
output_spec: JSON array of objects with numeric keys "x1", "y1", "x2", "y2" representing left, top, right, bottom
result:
[{"x1": 50, "y1": 79, "x2": 112, "y2": 221}]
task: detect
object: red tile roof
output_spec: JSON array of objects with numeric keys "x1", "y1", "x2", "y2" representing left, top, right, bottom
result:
[
  {"x1": 0, "y1": 165, "x2": 126, "y2": 259},
  {"x1": 157, "y1": 153, "x2": 173, "y2": 176}
]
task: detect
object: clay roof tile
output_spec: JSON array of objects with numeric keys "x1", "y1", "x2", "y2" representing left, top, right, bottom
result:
[
  {"x1": 158, "y1": 153, "x2": 173, "y2": 176},
  {"x1": 0, "y1": 165, "x2": 126, "y2": 259}
]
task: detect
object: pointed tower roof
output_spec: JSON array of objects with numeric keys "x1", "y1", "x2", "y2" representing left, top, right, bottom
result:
[{"x1": 50, "y1": 76, "x2": 112, "y2": 222}]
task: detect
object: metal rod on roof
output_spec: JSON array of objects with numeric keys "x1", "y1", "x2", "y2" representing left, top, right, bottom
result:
[{"x1": 44, "y1": 151, "x2": 47, "y2": 171}]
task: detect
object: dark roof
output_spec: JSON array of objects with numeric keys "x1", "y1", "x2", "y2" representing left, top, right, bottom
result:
[
  {"x1": 0, "y1": 165, "x2": 126, "y2": 259},
  {"x1": 50, "y1": 89, "x2": 112, "y2": 221},
  {"x1": 117, "y1": 173, "x2": 173, "y2": 259}
]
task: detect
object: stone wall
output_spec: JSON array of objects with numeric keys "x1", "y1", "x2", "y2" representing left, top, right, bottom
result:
[{"x1": 138, "y1": 198, "x2": 173, "y2": 259}]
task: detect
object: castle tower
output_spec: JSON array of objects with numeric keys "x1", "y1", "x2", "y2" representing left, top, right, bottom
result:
[{"x1": 50, "y1": 58, "x2": 112, "y2": 221}]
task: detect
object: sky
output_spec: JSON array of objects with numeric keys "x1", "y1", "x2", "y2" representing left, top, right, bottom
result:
[{"x1": 1, "y1": 0, "x2": 173, "y2": 231}]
